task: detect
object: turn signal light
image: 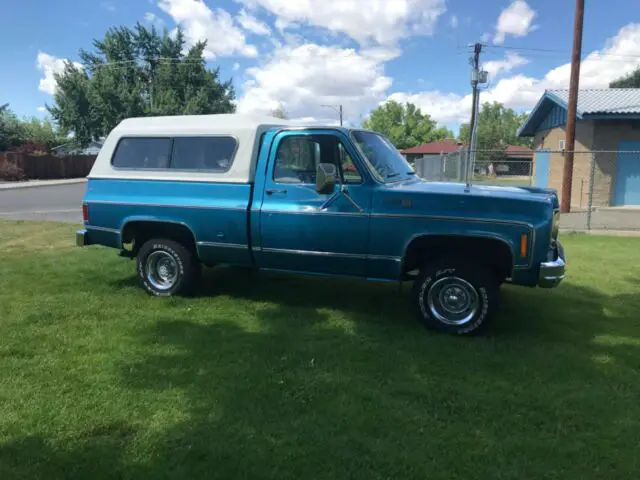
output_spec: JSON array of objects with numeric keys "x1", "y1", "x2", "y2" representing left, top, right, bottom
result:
[{"x1": 520, "y1": 234, "x2": 528, "y2": 257}]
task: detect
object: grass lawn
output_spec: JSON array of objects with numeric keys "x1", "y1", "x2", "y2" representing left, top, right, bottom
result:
[{"x1": 2, "y1": 220, "x2": 640, "y2": 479}]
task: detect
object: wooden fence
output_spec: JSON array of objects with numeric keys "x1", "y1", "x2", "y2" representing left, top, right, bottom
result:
[{"x1": 0, "y1": 153, "x2": 96, "y2": 180}]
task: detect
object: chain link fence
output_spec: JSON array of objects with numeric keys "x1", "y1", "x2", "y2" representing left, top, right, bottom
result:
[{"x1": 412, "y1": 149, "x2": 640, "y2": 233}]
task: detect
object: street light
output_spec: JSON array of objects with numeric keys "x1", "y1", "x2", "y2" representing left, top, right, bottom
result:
[{"x1": 321, "y1": 104, "x2": 343, "y2": 126}]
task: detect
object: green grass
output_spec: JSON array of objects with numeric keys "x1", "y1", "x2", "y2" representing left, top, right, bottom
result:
[{"x1": 1, "y1": 220, "x2": 640, "y2": 479}]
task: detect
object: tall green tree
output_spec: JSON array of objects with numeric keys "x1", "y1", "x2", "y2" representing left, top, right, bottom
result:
[
  {"x1": 363, "y1": 100, "x2": 453, "y2": 149},
  {"x1": 0, "y1": 105, "x2": 21, "y2": 151},
  {"x1": 459, "y1": 102, "x2": 532, "y2": 150},
  {"x1": 610, "y1": 67, "x2": 640, "y2": 88},
  {"x1": 48, "y1": 24, "x2": 236, "y2": 147}
]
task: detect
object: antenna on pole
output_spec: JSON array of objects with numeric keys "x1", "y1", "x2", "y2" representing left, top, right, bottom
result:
[{"x1": 466, "y1": 42, "x2": 487, "y2": 190}]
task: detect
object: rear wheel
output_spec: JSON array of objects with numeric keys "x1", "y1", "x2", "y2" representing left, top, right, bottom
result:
[
  {"x1": 136, "y1": 238, "x2": 200, "y2": 296},
  {"x1": 413, "y1": 258, "x2": 499, "y2": 335}
]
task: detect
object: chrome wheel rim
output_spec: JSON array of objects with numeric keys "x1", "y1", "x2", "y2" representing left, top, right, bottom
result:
[
  {"x1": 426, "y1": 276, "x2": 479, "y2": 326},
  {"x1": 145, "y1": 251, "x2": 179, "y2": 291}
]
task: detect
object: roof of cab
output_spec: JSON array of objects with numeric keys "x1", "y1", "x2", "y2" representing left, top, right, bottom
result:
[{"x1": 113, "y1": 113, "x2": 295, "y2": 135}]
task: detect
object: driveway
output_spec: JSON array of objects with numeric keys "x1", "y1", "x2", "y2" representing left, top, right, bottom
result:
[{"x1": 0, "y1": 183, "x2": 85, "y2": 223}]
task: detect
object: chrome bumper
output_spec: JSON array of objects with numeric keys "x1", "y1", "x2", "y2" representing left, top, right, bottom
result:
[
  {"x1": 76, "y1": 229, "x2": 88, "y2": 247},
  {"x1": 538, "y1": 241, "x2": 566, "y2": 288}
]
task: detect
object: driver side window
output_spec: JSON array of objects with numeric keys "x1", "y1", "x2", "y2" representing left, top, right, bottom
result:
[
  {"x1": 274, "y1": 136, "x2": 320, "y2": 184},
  {"x1": 273, "y1": 134, "x2": 362, "y2": 185}
]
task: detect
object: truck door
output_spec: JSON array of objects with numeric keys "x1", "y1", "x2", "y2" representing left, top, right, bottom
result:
[{"x1": 255, "y1": 129, "x2": 370, "y2": 276}]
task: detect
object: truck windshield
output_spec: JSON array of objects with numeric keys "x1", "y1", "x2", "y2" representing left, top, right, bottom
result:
[{"x1": 351, "y1": 130, "x2": 415, "y2": 182}]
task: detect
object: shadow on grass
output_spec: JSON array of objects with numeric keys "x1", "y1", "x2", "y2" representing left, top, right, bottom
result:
[
  {"x1": 0, "y1": 424, "x2": 137, "y2": 480},
  {"x1": 16, "y1": 269, "x2": 639, "y2": 479}
]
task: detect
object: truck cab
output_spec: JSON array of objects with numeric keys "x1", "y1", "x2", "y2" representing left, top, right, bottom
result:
[{"x1": 77, "y1": 114, "x2": 565, "y2": 335}]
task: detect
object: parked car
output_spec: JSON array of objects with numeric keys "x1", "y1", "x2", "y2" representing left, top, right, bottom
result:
[{"x1": 76, "y1": 114, "x2": 565, "y2": 335}]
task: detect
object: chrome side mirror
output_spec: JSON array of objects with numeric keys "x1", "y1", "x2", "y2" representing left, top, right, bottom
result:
[{"x1": 316, "y1": 163, "x2": 337, "y2": 194}]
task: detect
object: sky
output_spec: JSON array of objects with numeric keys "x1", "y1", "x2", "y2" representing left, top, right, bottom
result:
[{"x1": 2, "y1": 0, "x2": 640, "y2": 133}]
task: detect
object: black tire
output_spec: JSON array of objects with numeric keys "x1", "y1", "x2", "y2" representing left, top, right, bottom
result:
[
  {"x1": 413, "y1": 258, "x2": 499, "y2": 335},
  {"x1": 136, "y1": 238, "x2": 200, "y2": 296}
]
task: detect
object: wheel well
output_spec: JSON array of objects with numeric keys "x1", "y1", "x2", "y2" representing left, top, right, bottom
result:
[
  {"x1": 403, "y1": 235, "x2": 514, "y2": 281},
  {"x1": 121, "y1": 221, "x2": 197, "y2": 257}
]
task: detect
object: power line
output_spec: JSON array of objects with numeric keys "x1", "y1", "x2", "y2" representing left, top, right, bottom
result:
[{"x1": 484, "y1": 44, "x2": 565, "y2": 53}]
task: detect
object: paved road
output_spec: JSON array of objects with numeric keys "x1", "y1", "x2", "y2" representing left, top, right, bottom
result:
[{"x1": 0, "y1": 183, "x2": 85, "y2": 223}]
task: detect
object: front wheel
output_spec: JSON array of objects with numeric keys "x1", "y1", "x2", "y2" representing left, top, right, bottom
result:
[
  {"x1": 413, "y1": 259, "x2": 499, "y2": 335},
  {"x1": 136, "y1": 238, "x2": 200, "y2": 296}
]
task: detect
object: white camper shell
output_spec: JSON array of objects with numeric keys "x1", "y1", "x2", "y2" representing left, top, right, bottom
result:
[{"x1": 88, "y1": 114, "x2": 292, "y2": 184}]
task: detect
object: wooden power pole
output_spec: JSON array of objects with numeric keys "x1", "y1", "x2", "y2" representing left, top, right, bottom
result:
[{"x1": 561, "y1": 0, "x2": 585, "y2": 213}]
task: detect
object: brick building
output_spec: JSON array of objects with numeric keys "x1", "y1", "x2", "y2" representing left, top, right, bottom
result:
[{"x1": 518, "y1": 89, "x2": 640, "y2": 207}]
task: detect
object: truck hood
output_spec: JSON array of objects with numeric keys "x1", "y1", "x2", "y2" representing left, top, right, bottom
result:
[
  {"x1": 377, "y1": 180, "x2": 557, "y2": 224},
  {"x1": 388, "y1": 180, "x2": 559, "y2": 209}
]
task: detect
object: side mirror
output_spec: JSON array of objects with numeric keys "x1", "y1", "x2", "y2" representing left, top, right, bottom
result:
[{"x1": 316, "y1": 163, "x2": 337, "y2": 194}]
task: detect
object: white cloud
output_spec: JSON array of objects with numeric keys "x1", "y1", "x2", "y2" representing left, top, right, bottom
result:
[
  {"x1": 36, "y1": 52, "x2": 83, "y2": 95},
  {"x1": 233, "y1": 62, "x2": 240, "y2": 71},
  {"x1": 36, "y1": 106, "x2": 47, "y2": 113},
  {"x1": 144, "y1": 12, "x2": 166, "y2": 29},
  {"x1": 386, "y1": 23, "x2": 640, "y2": 124},
  {"x1": 450, "y1": 15, "x2": 458, "y2": 28},
  {"x1": 157, "y1": 0, "x2": 258, "y2": 59},
  {"x1": 237, "y1": 9, "x2": 271, "y2": 36},
  {"x1": 494, "y1": 0, "x2": 537, "y2": 44},
  {"x1": 483, "y1": 51, "x2": 529, "y2": 78},
  {"x1": 238, "y1": 0, "x2": 446, "y2": 45},
  {"x1": 236, "y1": 44, "x2": 392, "y2": 122}
]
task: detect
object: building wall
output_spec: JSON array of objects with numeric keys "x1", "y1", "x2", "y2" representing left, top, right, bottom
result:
[
  {"x1": 592, "y1": 120, "x2": 640, "y2": 206},
  {"x1": 533, "y1": 122, "x2": 595, "y2": 209}
]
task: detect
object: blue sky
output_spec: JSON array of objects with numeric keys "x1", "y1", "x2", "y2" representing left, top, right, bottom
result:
[{"x1": 2, "y1": 0, "x2": 640, "y2": 132}]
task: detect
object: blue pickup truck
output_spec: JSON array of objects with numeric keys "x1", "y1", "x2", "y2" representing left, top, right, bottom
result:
[{"x1": 77, "y1": 114, "x2": 565, "y2": 335}]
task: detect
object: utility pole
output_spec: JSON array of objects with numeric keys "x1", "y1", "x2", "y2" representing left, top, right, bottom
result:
[
  {"x1": 321, "y1": 104, "x2": 343, "y2": 126},
  {"x1": 466, "y1": 43, "x2": 485, "y2": 186},
  {"x1": 561, "y1": 0, "x2": 585, "y2": 213}
]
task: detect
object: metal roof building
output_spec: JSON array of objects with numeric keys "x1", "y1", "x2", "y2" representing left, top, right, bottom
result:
[
  {"x1": 518, "y1": 89, "x2": 640, "y2": 136},
  {"x1": 518, "y1": 88, "x2": 640, "y2": 208}
]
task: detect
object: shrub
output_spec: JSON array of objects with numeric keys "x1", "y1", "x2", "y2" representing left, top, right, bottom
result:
[
  {"x1": 12, "y1": 141, "x2": 49, "y2": 155},
  {"x1": 0, "y1": 161, "x2": 26, "y2": 181}
]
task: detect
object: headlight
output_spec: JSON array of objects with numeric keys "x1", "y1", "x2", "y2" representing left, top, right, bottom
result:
[{"x1": 551, "y1": 210, "x2": 560, "y2": 240}]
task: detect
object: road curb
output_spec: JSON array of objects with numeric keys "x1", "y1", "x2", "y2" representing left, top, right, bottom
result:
[{"x1": 0, "y1": 178, "x2": 87, "y2": 190}]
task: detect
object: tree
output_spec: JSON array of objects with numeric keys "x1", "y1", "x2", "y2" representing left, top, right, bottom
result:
[
  {"x1": 459, "y1": 102, "x2": 532, "y2": 151},
  {"x1": 0, "y1": 106, "x2": 25, "y2": 152},
  {"x1": 270, "y1": 105, "x2": 288, "y2": 119},
  {"x1": 363, "y1": 100, "x2": 453, "y2": 149},
  {"x1": 610, "y1": 67, "x2": 640, "y2": 88},
  {"x1": 48, "y1": 24, "x2": 236, "y2": 147},
  {"x1": 0, "y1": 104, "x2": 71, "y2": 153}
]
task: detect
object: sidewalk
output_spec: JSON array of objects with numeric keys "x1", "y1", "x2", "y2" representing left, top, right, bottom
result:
[{"x1": 0, "y1": 178, "x2": 86, "y2": 190}]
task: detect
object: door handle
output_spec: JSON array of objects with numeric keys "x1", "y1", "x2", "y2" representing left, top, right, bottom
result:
[{"x1": 266, "y1": 189, "x2": 287, "y2": 195}]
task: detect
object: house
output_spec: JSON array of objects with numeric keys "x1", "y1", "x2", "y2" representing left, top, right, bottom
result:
[
  {"x1": 518, "y1": 89, "x2": 640, "y2": 207},
  {"x1": 52, "y1": 140, "x2": 104, "y2": 157},
  {"x1": 400, "y1": 139, "x2": 462, "y2": 164},
  {"x1": 401, "y1": 139, "x2": 533, "y2": 177}
]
